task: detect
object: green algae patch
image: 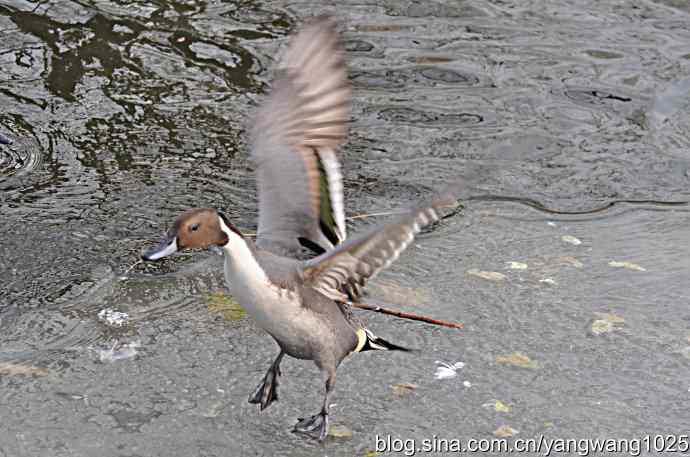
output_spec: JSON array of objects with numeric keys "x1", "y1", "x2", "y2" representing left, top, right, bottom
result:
[
  {"x1": 207, "y1": 292, "x2": 246, "y2": 321},
  {"x1": 496, "y1": 352, "x2": 538, "y2": 369},
  {"x1": 0, "y1": 362, "x2": 49, "y2": 377},
  {"x1": 328, "y1": 425, "x2": 353, "y2": 438}
]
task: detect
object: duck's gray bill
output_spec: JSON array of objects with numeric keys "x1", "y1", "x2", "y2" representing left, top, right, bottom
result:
[{"x1": 142, "y1": 234, "x2": 178, "y2": 261}]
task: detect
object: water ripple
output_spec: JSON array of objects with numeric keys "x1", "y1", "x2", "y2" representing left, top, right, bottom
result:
[
  {"x1": 377, "y1": 107, "x2": 483, "y2": 126},
  {"x1": 351, "y1": 66, "x2": 479, "y2": 90},
  {"x1": 0, "y1": 131, "x2": 42, "y2": 186}
]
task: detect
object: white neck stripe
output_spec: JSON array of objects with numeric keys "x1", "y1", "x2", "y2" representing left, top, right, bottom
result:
[{"x1": 218, "y1": 216, "x2": 270, "y2": 284}]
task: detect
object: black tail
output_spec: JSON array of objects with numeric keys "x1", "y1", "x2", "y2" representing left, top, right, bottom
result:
[{"x1": 356, "y1": 329, "x2": 414, "y2": 352}]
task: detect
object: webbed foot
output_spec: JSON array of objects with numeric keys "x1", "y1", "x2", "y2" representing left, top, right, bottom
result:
[
  {"x1": 293, "y1": 412, "x2": 329, "y2": 441},
  {"x1": 248, "y1": 356, "x2": 282, "y2": 410}
]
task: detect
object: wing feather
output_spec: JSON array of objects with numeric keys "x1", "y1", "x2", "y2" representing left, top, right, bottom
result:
[
  {"x1": 302, "y1": 188, "x2": 461, "y2": 301},
  {"x1": 251, "y1": 17, "x2": 350, "y2": 257}
]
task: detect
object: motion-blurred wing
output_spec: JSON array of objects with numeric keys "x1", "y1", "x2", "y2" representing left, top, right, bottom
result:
[
  {"x1": 302, "y1": 188, "x2": 460, "y2": 301},
  {"x1": 252, "y1": 17, "x2": 350, "y2": 257}
]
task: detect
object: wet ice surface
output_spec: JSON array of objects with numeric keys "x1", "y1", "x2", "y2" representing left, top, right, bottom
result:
[{"x1": 1, "y1": 0, "x2": 690, "y2": 455}]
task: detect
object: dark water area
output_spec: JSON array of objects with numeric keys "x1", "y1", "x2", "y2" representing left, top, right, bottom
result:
[{"x1": 1, "y1": 0, "x2": 689, "y2": 456}]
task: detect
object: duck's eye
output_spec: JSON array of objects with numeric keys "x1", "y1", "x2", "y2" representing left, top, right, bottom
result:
[{"x1": 190, "y1": 223, "x2": 200, "y2": 232}]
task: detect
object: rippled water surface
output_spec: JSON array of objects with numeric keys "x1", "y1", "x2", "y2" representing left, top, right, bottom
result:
[{"x1": 1, "y1": 1, "x2": 689, "y2": 456}]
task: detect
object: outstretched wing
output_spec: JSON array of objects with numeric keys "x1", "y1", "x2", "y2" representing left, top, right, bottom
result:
[
  {"x1": 252, "y1": 17, "x2": 350, "y2": 257},
  {"x1": 301, "y1": 187, "x2": 461, "y2": 301}
]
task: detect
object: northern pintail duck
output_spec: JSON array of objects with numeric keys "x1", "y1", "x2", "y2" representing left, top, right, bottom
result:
[{"x1": 142, "y1": 17, "x2": 458, "y2": 441}]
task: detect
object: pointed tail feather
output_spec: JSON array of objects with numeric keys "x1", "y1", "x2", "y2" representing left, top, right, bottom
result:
[{"x1": 355, "y1": 328, "x2": 414, "y2": 353}]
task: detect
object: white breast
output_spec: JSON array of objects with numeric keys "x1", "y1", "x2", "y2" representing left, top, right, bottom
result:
[{"x1": 219, "y1": 219, "x2": 305, "y2": 340}]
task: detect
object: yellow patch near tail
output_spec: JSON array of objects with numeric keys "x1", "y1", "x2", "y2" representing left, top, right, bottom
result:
[{"x1": 354, "y1": 328, "x2": 367, "y2": 353}]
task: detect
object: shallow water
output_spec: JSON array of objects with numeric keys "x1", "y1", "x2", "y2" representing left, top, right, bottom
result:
[{"x1": 1, "y1": 0, "x2": 690, "y2": 456}]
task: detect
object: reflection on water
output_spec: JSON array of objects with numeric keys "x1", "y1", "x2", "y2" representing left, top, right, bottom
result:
[{"x1": 1, "y1": 0, "x2": 689, "y2": 455}]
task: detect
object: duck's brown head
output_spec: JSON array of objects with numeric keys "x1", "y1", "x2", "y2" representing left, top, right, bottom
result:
[{"x1": 141, "y1": 208, "x2": 241, "y2": 261}]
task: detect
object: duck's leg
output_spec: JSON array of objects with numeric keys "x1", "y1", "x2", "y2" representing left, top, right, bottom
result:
[
  {"x1": 293, "y1": 368, "x2": 335, "y2": 441},
  {"x1": 248, "y1": 350, "x2": 284, "y2": 410}
]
